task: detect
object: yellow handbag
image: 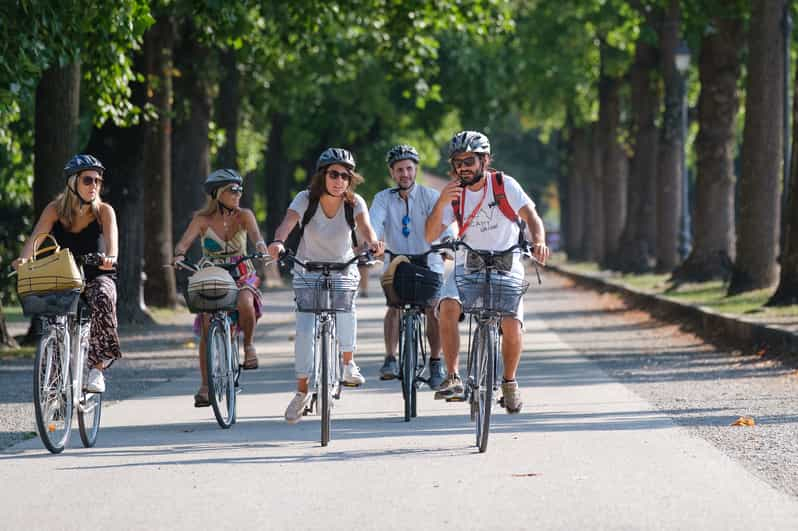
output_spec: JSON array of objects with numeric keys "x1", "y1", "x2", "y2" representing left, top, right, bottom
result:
[{"x1": 16, "y1": 233, "x2": 84, "y2": 296}]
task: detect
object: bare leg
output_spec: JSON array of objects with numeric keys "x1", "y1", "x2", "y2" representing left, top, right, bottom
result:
[
  {"x1": 384, "y1": 307, "x2": 400, "y2": 358},
  {"x1": 500, "y1": 317, "x2": 523, "y2": 381},
  {"x1": 236, "y1": 290, "x2": 256, "y2": 347},
  {"x1": 197, "y1": 314, "x2": 211, "y2": 391},
  {"x1": 438, "y1": 299, "x2": 462, "y2": 374},
  {"x1": 297, "y1": 377, "x2": 308, "y2": 393},
  {"x1": 425, "y1": 307, "x2": 441, "y2": 359}
]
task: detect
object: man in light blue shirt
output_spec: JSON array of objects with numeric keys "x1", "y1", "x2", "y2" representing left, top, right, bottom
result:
[{"x1": 370, "y1": 144, "x2": 450, "y2": 389}]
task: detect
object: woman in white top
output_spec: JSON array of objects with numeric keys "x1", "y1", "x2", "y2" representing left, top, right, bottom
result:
[{"x1": 268, "y1": 148, "x2": 384, "y2": 423}]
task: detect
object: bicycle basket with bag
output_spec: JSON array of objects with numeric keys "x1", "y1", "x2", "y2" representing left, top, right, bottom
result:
[
  {"x1": 17, "y1": 234, "x2": 84, "y2": 316},
  {"x1": 382, "y1": 257, "x2": 442, "y2": 307},
  {"x1": 185, "y1": 265, "x2": 239, "y2": 313}
]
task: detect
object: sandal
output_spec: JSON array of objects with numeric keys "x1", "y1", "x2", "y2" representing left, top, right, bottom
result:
[
  {"x1": 242, "y1": 344, "x2": 259, "y2": 370},
  {"x1": 194, "y1": 388, "x2": 210, "y2": 408}
]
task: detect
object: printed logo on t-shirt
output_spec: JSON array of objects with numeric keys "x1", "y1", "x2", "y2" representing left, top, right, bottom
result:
[{"x1": 471, "y1": 206, "x2": 498, "y2": 234}]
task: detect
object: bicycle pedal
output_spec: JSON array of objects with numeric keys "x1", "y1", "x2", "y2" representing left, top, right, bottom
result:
[
  {"x1": 341, "y1": 382, "x2": 361, "y2": 388},
  {"x1": 445, "y1": 395, "x2": 466, "y2": 403}
]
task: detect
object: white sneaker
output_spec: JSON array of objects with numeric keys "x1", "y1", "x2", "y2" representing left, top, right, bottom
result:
[
  {"x1": 342, "y1": 360, "x2": 366, "y2": 386},
  {"x1": 284, "y1": 392, "x2": 311, "y2": 424},
  {"x1": 85, "y1": 368, "x2": 106, "y2": 393}
]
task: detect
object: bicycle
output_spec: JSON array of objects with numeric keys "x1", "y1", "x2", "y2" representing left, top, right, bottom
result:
[
  {"x1": 280, "y1": 249, "x2": 374, "y2": 446},
  {"x1": 381, "y1": 247, "x2": 446, "y2": 421},
  {"x1": 445, "y1": 239, "x2": 541, "y2": 453},
  {"x1": 13, "y1": 253, "x2": 107, "y2": 454},
  {"x1": 175, "y1": 252, "x2": 269, "y2": 429}
]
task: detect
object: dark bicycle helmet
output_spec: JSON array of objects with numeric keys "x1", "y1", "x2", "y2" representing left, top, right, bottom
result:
[
  {"x1": 386, "y1": 144, "x2": 420, "y2": 167},
  {"x1": 204, "y1": 168, "x2": 243, "y2": 197},
  {"x1": 316, "y1": 147, "x2": 356, "y2": 172},
  {"x1": 448, "y1": 130, "x2": 491, "y2": 159},
  {"x1": 63, "y1": 154, "x2": 105, "y2": 179}
]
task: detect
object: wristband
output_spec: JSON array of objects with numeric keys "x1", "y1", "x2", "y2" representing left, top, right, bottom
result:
[{"x1": 269, "y1": 239, "x2": 284, "y2": 246}]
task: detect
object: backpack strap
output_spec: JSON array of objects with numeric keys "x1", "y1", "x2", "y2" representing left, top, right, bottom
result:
[
  {"x1": 344, "y1": 201, "x2": 358, "y2": 248},
  {"x1": 491, "y1": 171, "x2": 528, "y2": 245},
  {"x1": 451, "y1": 192, "x2": 464, "y2": 228},
  {"x1": 297, "y1": 195, "x2": 320, "y2": 244}
]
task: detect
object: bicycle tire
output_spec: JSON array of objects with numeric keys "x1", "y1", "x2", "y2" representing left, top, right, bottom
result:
[
  {"x1": 33, "y1": 329, "x2": 73, "y2": 454},
  {"x1": 207, "y1": 320, "x2": 235, "y2": 428},
  {"x1": 401, "y1": 313, "x2": 417, "y2": 422},
  {"x1": 468, "y1": 326, "x2": 482, "y2": 423},
  {"x1": 78, "y1": 391, "x2": 102, "y2": 448},
  {"x1": 476, "y1": 325, "x2": 496, "y2": 453},
  {"x1": 320, "y1": 323, "x2": 332, "y2": 446}
]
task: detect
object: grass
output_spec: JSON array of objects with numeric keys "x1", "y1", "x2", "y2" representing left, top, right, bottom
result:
[
  {"x1": 0, "y1": 345, "x2": 35, "y2": 359},
  {"x1": 558, "y1": 261, "x2": 798, "y2": 322},
  {"x1": 2, "y1": 304, "x2": 27, "y2": 323}
]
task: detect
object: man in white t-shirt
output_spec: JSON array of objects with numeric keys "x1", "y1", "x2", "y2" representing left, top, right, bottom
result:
[
  {"x1": 370, "y1": 144, "x2": 452, "y2": 389},
  {"x1": 424, "y1": 131, "x2": 550, "y2": 413}
]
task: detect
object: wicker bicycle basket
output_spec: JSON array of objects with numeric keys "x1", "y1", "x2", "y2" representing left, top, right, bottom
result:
[
  {"x1": 293, "y1": 273, "x2": 359, "y2": 313},
  {"x1": 455, "y1": 272, "x2": 529, "y2": 315},
  {"x1": 185, "y1": 267, "x2": 239, "y2": 313}
]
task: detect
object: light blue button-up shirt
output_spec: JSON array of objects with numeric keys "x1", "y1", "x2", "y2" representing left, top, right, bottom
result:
[{"x1": 370, "y1": 183, "x2": 453, "y2": 274}]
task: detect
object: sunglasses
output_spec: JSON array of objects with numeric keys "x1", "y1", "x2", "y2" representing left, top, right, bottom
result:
[
  {"x1": 326, "y1": 169, "x2": 352, "y2": 181},
  {"x1": 225, "y1": 184, "x2": 244, "y2": 194},
  {"x1": 401, "y1": 214, "x2": 411, "y2": 237},
  {"x1": 81, "y1": 175, "x2": 104, "y2": 186},
  {"x1": 451, "y1": 156, "x2": 477, "y2": 169}
]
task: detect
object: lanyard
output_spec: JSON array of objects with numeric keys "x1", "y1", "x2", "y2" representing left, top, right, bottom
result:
[{"x1": 457, "y1": 183, "x2": 488, "y2": 238}]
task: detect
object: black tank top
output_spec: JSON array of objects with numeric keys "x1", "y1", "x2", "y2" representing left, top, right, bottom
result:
[{"x1": 50, "y1": 219, "x2": 115, "y2": 282}]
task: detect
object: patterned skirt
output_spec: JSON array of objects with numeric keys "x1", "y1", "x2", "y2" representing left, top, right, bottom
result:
[{"x1": 84, "y1": 275, "x2": 123, "y2": 368}]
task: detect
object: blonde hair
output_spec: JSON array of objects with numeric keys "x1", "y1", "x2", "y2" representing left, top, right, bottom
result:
[
  {"x1": 196, "y1": 183, "x2": 241, "y2": 217},
  {"x1": 55, "y1": 174, "x2": 101, "y2": 229}
]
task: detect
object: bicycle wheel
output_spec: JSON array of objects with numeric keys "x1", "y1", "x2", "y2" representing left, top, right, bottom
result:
[
  {"x1": 33, "y1": 329, "x2": 73, "y2": 454},
  {"x1": 401, "y1": 313, "x2": 417, "y2": 422},
  {"x1": 207, "y1": 320, "x2": 235, "y2": 428},
  {"x1": 320, "y1": 322, "x2": 332, "y2": 446},
  {"x1": 468, "y1": 326, "x2": 482, "y2": 422},
  {"x1": 78, "y1": 390, "x2": 103, "y2": 448},
  {"x1": 475, "y1": 325, "x2": 496, "y2": 453}
]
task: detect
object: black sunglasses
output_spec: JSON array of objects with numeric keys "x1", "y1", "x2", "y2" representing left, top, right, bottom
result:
[
  {"x1": 326, "y1": 169, "x2": 352, "y2": 181},
  {"x1": 451, "y1": 156, "x2": 477, "y2": 169},
  {"x1": 226, "y1": 184, "x2": 244, "y2": 194},
  {"x1": 81, "y1": 175, "x2": 104, "y2": 186}
]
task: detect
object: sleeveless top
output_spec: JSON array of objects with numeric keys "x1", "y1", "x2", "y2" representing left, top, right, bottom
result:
[
  {"x1": 50, "y1": 219, "x2": 115, "y2": 282},
  {"x1": 201, "y1": 226, "x2": 247, "y2": 258}
]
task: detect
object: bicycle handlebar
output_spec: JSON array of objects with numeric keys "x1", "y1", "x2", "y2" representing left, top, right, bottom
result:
[
  {"x1": 173, "y1": 252, "x2": 272, "y2": 274},
  {"x1": 279, "y1": 248, "x2": 376, "y2": 273}
]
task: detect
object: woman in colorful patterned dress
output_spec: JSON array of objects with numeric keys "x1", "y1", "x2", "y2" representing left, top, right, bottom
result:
[{"x1": 173, "y1": 169, "x2": 269, "y2": 407}]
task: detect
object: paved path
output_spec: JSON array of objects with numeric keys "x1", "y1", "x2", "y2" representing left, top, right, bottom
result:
[{"x1": 2, "y1": 273, "x2": 798, "y2": 530}]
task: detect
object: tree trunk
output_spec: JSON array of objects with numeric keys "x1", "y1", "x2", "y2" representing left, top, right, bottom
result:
[
  {"x1": 599, "y1": 71, "x2": 627, "y2": 266},
  {"x1": 655, "y1": 0, "x2": 684, "y2": 273},
  {"x1": 579, "y1": 124, "x2": 599, "y2": 261},
  {"x1": 171, "y1": 22, "x2": 212, "y2": 257},
  {"x1": 216, "y1": 48, "x2": 240, "y2": 171},
  {"x1": 767, "y1": 22, "x2": 798, "y2": 305},
  {"x1": 671, "y1": 16, "x2": 742, "y2": 283},
  {"x1": 85, "y1": 54, "x2": 153, "y2": 324},
  {"x1": 615, "y1": 34, "x2": 660, "y2": 273},
  {"x1": 565, "y1": 127, "x2": 587, "y2": 260},
  {"x1": 142, "y1": 17, "x2": 177, "y2": 308},
  {"x1": 728, "y1": 0, "x2": 786, "y2": 294},
  {"x1": 34, "y1": 62, "x2": 81, "y2": 216},
  {"x1": 588, "y1": 124, "x2": 605, "y2": 262},
  {"x1": 265, "y1": 112, "x2": 292, "y2": 239}
]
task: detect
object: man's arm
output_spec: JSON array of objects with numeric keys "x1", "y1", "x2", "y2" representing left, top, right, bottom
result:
[{"x1": 518, "y1": 201, "x2": 550, "y2": 264}]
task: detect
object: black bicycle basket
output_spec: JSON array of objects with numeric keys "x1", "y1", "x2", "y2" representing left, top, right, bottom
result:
[{"x1": 383, "y1": 261, "x2": 442, "y2": 307}]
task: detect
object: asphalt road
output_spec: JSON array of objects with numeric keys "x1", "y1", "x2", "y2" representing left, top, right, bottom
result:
[{"x1": 2, "y1": 271, "x2": 798, "y2": 530}]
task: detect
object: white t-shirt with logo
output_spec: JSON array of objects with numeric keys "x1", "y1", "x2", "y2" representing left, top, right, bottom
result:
[{"x1": 440, "y1": 173, "x2": 533, "y2": 254}]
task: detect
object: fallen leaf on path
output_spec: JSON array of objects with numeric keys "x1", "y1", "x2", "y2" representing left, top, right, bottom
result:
[
  {"x1": 731, "y1": 416, "x2": 755, "y2": 427},
  {"x1": 183, "y1": 340, "x2": 196, "y2": 348},
  {"x1": 512, "y1": 473, "x2": 541, "y2": 477},
  {"x1": 756, "y1": 349, "x2": 767, "y2": 357}
]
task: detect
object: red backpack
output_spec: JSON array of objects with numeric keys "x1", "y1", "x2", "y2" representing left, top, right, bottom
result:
[{"x1": 451, "y1": 171, "x2": 526, "y2": 238}]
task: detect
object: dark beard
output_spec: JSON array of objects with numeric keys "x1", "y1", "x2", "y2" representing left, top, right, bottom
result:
[{"x1": 458, "y1": 170, "x2": 484, "y2": 187}]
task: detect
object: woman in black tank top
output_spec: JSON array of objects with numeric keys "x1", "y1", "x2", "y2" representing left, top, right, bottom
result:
[{"x1": 13, "y1": 154, "x2": 122, "y2": 394}]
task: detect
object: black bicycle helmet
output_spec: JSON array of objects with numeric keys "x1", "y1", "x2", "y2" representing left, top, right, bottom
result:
[
  {"x1": 63, "y1": 154, "x2": 105, "y2": 179},
  {"x1": 204, "y1": 168, "x2": 243, "y2": 197},
  {"x1": 386, "y1": 144, "x2": 420, "y2": 167},
  {"x1": 316, "y1": 148, "x2": 356, "y2": 172},
  {"x1": 448, "y1": 130, "x2": 491, "y2": 159}
]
